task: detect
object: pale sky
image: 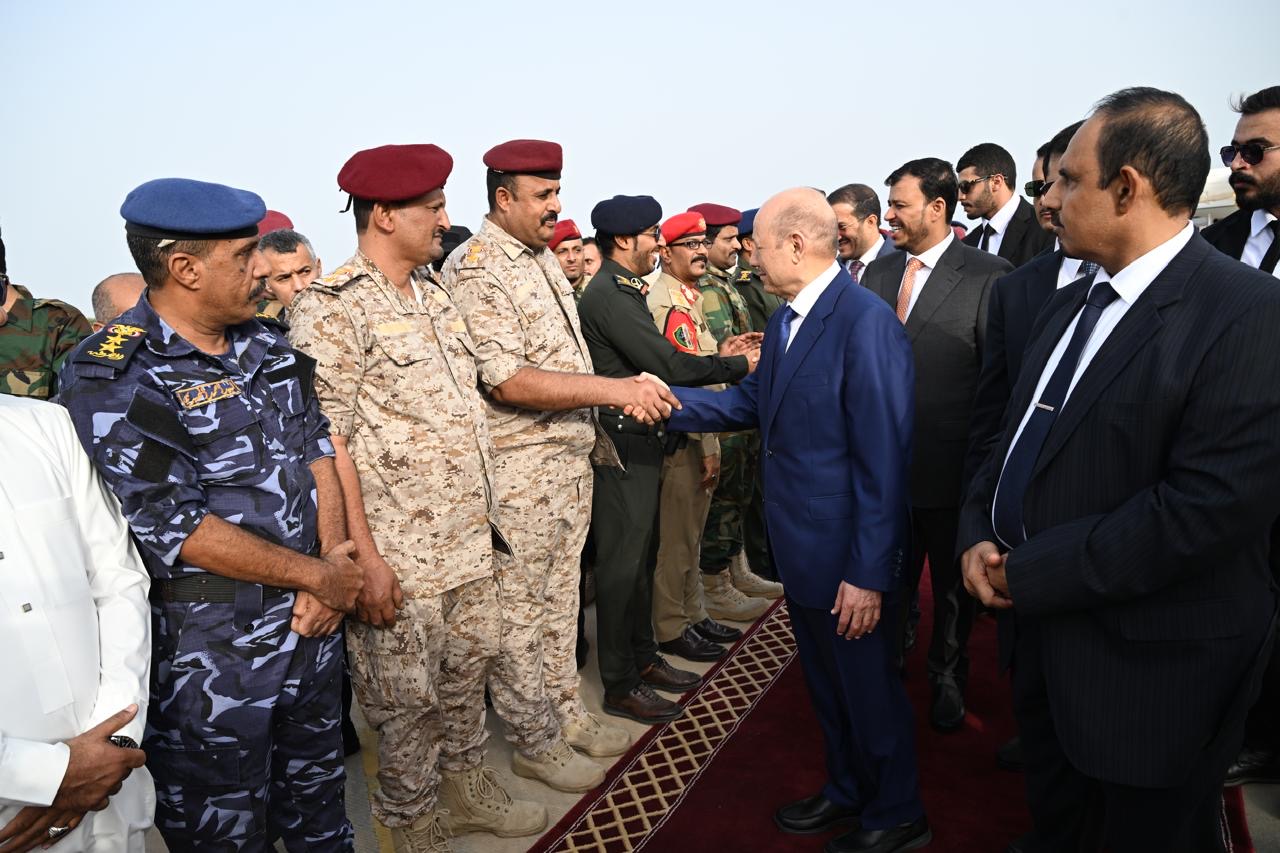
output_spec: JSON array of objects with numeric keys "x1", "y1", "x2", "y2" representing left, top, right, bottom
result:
[{"x1": 2, "y1": 0, "x2": 1276, "y2": 315}]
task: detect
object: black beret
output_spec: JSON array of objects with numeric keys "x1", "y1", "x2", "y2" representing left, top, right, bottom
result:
[{"x1": 590, "y1": 195, "x2": 663, "y2": 235}]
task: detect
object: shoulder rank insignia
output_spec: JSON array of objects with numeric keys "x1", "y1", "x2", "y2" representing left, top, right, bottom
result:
[
  {"x1": 174, "y1": 378, "x2": 242, "y2": 410},
  {"x1": 255, "y1": 310, "x2": 290, "y2": 332},
  {"x1": 613, "y1": 274, "x2": 650, "y2": 296},
  {"x1": 77, "y1": 323, "x2": 147, "y2": 367},
  {"x1": 737, "y1": 270, "x2": 752, "y2": 283}
]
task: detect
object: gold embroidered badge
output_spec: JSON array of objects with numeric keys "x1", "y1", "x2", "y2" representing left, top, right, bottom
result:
[
  {"x1": 86, "y1": 324, "x2": 145, "y2": 361},
  {"x1": 175, "y1": 378, "x2": 243, "y2": 410}
]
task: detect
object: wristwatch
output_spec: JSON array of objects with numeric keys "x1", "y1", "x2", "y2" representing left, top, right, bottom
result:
[{"x1": 108, "y1": 735, "x2": 139, "y2": 750}]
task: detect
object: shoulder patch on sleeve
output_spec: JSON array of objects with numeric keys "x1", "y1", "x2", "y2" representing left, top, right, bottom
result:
[
  {"x1": 73, "y1": 323, "x2": 147, "y2": 371},
  {"x1": 737, "y1": 270, "x2": 752, "y2": 282}
]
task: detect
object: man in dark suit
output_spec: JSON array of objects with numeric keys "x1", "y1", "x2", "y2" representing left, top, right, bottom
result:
[
  {"x1": 827, "y1": 183, "x2": 896, "y2": 283},
  {"x1": 862, "y1": 158, "x2": 1011, "y2": 732},
  {"x1": 667, "y1": 188, "x2": 929, "y2": 853},
  {"x1": 960, "y1": 87, "x2": 1280, "y2": 853},
  {"x1": 957, "y1": 143, "x2": 1053, "y2": 269},
  {"x1": 1201, "y1": 85, "x2": 1280, "y2": 790}
]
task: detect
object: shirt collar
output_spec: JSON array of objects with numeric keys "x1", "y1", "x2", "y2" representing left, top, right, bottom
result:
[
  {"x1": 984, "y1": 193, "x2": 1021, "y2": 234},
  {"x1": 788, "y1": 261, "x2": 842, "y2": 319},
  {"x1": 857, "y1": 235, "x2": 885, "y2": 268},
  {"x1": 1093, "y1": 222, "x2": 1195, "y2": 305},
  {"x1": 481, "y1": 216, "x2": 534, "y2": 261},
  {"x1": 910, "y1": 231, "x2": 954, "y2": 271},
  {"x1": 1251, "y1": 208, "x2": 1279, "y2": 238}
]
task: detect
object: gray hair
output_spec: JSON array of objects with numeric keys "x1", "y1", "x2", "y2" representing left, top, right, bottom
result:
[
  {"x1": 258, "y1": 228, "x2": 317, "y2": 260},
  {"x1": 769, "y1": 189, "x2": 839, "y2": 258}
]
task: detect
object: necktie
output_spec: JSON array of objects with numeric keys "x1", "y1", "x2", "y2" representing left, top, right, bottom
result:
[
  {"x1": 777, "y1": 305, "x2": 796, "y2": 353},
  {"x1": 848, "y1": 259, "x2": 865, "y2": 283},
  {"x1": 1078, "y1": 260, "x2": 1099, "y2": 278},
  {"x1": 1260, "y1": 221, "x2": 1280, "y2": 274},
  {"x1": 992, "y1": 281, "x2": 1121, "y2": 547},
  {"x1": 896, "y1": 257, "x2": 924, "y2": 323},
  {"x1": 979, "y1": 223, "x2": 994, "y2": 252}
]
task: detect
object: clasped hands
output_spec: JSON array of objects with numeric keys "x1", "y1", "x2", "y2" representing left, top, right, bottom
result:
[
  {"x1": 960, "y1": 541, "x2": 1013, "y2": 609},
  {"x1": 719, "y1": 332, "x2": 763, "y2": 373}
]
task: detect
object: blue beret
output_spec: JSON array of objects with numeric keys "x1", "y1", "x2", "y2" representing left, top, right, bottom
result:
[
  {"x1": 739, "y1": 207, "x2": 759, "y2": 236},
  {"x1": 121, "y1": 178, "x2": 266, "y2": 241},
  {"x1": 591, "y1": 195, "x2": 663, "y2": 235}
]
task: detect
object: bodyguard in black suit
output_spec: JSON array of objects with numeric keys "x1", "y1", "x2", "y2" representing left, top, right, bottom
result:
[
  {"x1": 862, "y1": 158, "x2": 1011, "y2": 732},
  {"x1": 960, "y1": 88, "x2": 1280, "y2": 853},
  {"x1": 957, "y1": 143, "x2": 1054, "y2": 269},
  {"x1": 1201, "y1": 84, "x2": 1280, "y2": 789}
]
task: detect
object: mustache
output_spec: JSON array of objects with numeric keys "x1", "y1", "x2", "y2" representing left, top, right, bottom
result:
[
  {"x1": 541, "y1": 213, "x2": 558, "y2": 226},
  {"x1": 1229, "y1": 173, "x2": 1256, "y2": 187},
  {"x1": 692, "y1": 255, "x2": 708, "y2": 265},
  {"x1": 249, "y1": 278, "x2": 268, "y2": 301},
  {"x1": 1050, "y1": 212, "x2": 1064, "y2": 229}
]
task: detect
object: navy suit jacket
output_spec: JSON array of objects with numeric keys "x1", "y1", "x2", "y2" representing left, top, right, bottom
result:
[{"x1": 667, "y1": 267, "x2": 914, "y2": 610}]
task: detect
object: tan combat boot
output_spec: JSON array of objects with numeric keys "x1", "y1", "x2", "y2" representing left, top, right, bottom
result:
[
  {"x1": 702, "y1": 569, "x2": 770, "y2": 622},
  {"x1": 512, "y1": 737, "x2": 606, "y2": 792},
  {"x1": 730, "y1": 552, "x2": 784, "y2": 600},
  {"x1": 437, "y1": 767, "x2": 547, "y2": 838},
  {"x1": 390, "y1": 809, "x2": 453, "y2": 853},
  {"x1": 564, "y1": 712, "x2": 632, "y2": 757}
]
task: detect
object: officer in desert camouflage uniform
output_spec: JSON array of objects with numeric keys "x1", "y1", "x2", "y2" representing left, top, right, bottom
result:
[
  {"x1": 686, "y1": 203, "x2": 783, "y2": 618},
  {"x1": 58, "y1": 178, "x2": 364, "y2": 852},
  {"x1": 646, "y1": 211, "x2": 747, "y2": 663},
  {"x1": 441, "y1": 140, "x2": 678, "y2": 784},
  {"x1": 0, "y1": 229, "x2": 92, "y2": 398},
  {"x1": 287, "y1": 144, "x2": 546, "y2": 852}
]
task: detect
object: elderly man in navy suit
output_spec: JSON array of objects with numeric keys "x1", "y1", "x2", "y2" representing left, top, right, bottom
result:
[{"x1": 667, "y1": 188, "x2": 929, "y2": 853}]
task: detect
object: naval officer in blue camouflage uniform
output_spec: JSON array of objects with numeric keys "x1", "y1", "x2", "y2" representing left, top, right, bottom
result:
[{"x1": 58, "y1": 178, "x2": 365, "y2": 852}]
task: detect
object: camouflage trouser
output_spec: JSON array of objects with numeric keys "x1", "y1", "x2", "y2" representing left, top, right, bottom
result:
[
  {"x1": 489, "y1": 456, "x2": 592, "y2": 752},
  {"x1": 145, "y1": 593, "x2": 353, "y2": 852},
  {"x1": 700, "y1": 431, "x2": 758, "y2": 572},
  {"x1": 653, "y1": 442, "x2": 713, "y2": 641},
  {"x1": 346, "y1": 576, "x2": 497, "y2": 827}
]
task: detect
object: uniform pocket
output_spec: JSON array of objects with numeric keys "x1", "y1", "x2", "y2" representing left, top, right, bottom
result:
[
  {"x1": 148, "y1": 744, "x2": 244, "y2": 787},
  {"x1": 808, "y1": 493, "x2": 854, "y2": 520}
]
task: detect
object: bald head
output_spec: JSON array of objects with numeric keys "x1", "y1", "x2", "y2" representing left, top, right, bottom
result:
[
  {"x1": 91, "y1": 272, "x2": 146, "y2": 331},
  {"x1": 752, "y1": 188, "x2": 839, "y2": 300}
]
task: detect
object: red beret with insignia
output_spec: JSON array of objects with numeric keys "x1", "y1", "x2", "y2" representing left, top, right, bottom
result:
[
  {"x1": 483, "y1": 139, "x2": 563, "y2": 177},
  {"x1": 257, "y1": 210, "x2": 294, "y2": 236},
  {"x1": 661, "y1": 212, "x2": 707, "y2": 245},
  {"x1": 687, "y1": 202, "x2": 742, "y2": 228},
  {"x1": 548, "y1": 219, "x2": 582, "y2": 250},
  {"x1": 338, "y1": 144, "x2": 454, "y2": 202}
]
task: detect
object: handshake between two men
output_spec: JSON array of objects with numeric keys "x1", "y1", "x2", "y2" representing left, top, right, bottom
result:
[{"x1": 618, "y1": 331, "x2": 764, "y2": 424}]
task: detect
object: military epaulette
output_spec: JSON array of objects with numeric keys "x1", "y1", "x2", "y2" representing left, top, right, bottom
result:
[
  {"x1": 613, "y1": 274, "x2": 650, "y2": 295},
  {"x1": 73, "y1": 322, "x2": 147, "y2": 371},
  {"x1": 310, "y1": 264, "x2": 361, "y2": 293},
  {"x1": 33, "y1": 297, "x2": 81, "y2": 315},
  {"x1": 736, "y1": 270, "x2": 752, "y2": 283},
  {"x1": 255, "y1": 310, "x2": 290, "y2": 332},
  {"x1": 457, "y1": 240, "x2": 487, "y2": 269}
]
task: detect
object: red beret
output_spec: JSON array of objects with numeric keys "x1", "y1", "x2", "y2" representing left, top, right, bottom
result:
[
  {"x1": 257, "y1": 209, "x2": 294, "y2": 236},
  {"x1": 483, "y1": 139, "x2": 563, "y2": 176},
  {"x1": 687, "y1": 202, "x2": 742, "y2": 228},
  {"x1": 338, "y1": 144, "x2": 453, "y2": 202},
  {"x1": 662, "y1": 212, "x2": 707, "y2": 245},
  {"x1": 548, "y1": 219, "x2": 582, "y2": 250}
]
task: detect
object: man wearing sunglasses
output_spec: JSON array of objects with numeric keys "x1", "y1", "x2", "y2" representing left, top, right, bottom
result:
[
  {"x1": 957, "y1": 143, "x2": 1054, "y2": 269},
  {"x1": 1202, "y1": 85, "x2": 1280, "y2": 794}
]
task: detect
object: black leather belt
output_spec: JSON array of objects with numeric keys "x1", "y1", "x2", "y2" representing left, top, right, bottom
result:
[
  {"x1": 157, "y1": 575, "x2": 291, "y2": 603},
  {"x1": 598, "y1": 411, "x2": 662, "y2": 436}
]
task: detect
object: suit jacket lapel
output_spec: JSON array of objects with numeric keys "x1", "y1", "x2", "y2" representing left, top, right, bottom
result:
[
  {"x1": 903, "y1": 239, "x2": 965, "y2": 342},
  {"x1": 870, "y1": 253, "x2": 904, "y2": 308},
  {"x1": 999, "y1": 200, "x2": 1033, "y2": 264},
  {"x1": 765, "y1": 270, "x2": 848, "y2": 434}
]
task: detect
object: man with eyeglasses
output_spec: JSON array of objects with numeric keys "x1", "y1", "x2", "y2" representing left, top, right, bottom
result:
[
  {"x1": 577, "y1": 195, "x2": 759, "y2": 724},
  {"x1": 957, "y1": 143, "x2": 1053, "y2": 269},
  {"x1": 827, "y1": 183, "x2": 895, "y2": 284},
  {"x1": 1202, "y1": 85, "x2": 1280, "y2": 793}
]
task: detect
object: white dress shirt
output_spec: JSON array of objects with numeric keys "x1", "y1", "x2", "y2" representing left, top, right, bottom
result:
[
  {"x1": 1241, "y1": 208, "x2": 1279, "y2": 277},
  {"x1": 994, "y1": 223, "x2": 1195, "y2": 535},
  {"x1": 898, "y1": 231, "x2": 955, "y2": 319},
  {"x1": 979, "y1": 192, "x2": 1021, "y2": 257},
  {"x1": 857, "y1": 235, "x2": 886, "y2": 270},
  {"x1": 785, "y1": 261, "x2": 842, "y2": 351},
  {"x1": 0, "y1": 397, "x2": 154, "y2": 851},
  {"x1": 1052, "y1": 239, "x2": 1088, "y2": 290}
]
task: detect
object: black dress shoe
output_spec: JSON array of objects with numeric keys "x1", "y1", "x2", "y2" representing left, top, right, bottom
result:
[
  {"x1": 1225, "y1": 746, "x2": 1280, "y2": 786},
  {"x1": 996, "y1": 735, "x2": 1025, "y2": 771},
  {"x1": 930, "y1": 683, "x2": 965, "y2": 732},
  {"x1": 692, "y1": 617, "x2": 742, "y2": 644},
  {"x1": 659, "y1": 626, "x2": 727, "y2": 662},
  {"x1": 640, "y1": 656, "x2": 702, "y2": 693},
  {"x1": 826, "y1": 816, "x2": 931, "y2": 853},
  {"x1": 603, "y1": 683, "x2": 684, "y2": 724},
  {"x1": 774, "y1": 793, "x2": 861, "y2": 835}
]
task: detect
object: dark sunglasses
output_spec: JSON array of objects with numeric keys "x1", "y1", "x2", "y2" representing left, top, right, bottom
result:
[
  {"x1": 1220, "y1": 142, "x2": 1280, "y2": 167},
  {"x1": 958, "y1": 174, "x2": 997, "y2": 194},
  {"x1": 1024, "y1": 179, "x2": 1045, "y2": 198}
]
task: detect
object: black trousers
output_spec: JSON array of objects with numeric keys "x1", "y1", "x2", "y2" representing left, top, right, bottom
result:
[
  {"x1": 590, "y1": 431, "x2": 664, "y2": 695},
  {"x1": 897, "y1": 506, "x2": 972, "y2": 689},
  {"x1": 1013, "y1": 620, "x2": 1245, "y2": 853},
  {"x1": 1243, "y1": 643, "x2": 1280, "y2": 750}
]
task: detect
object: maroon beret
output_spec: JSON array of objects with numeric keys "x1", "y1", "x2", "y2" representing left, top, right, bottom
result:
[
  {"x1": 687, "y1": 202, "x2": 742, "y2": 228},
  {"x1": 483, "y1": 139, "x2": 563, "y2": 177},
  {"x1": 548, "y1": 219, "x2": 582, "y2": 250},
  {"x1": 257, "y1": 209, "x2": 294, "y2": 236},
  {"x1": 337, "y1": 144, "x2": 453, "y2": 202}
]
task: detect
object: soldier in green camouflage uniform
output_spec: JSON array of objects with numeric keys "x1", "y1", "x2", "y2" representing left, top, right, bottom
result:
[
  {"x1": 0, "y1": 236, "x2": 92, "y2": 398},
  {"x1": 687, "y1": 204, "x2": 782, "y2": 618}
]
